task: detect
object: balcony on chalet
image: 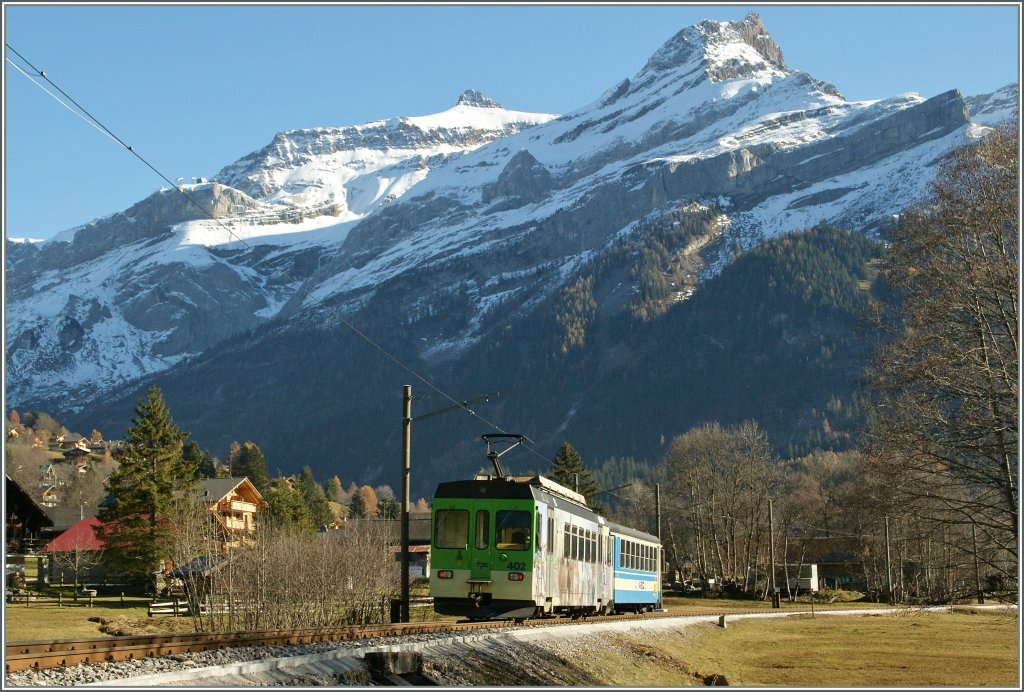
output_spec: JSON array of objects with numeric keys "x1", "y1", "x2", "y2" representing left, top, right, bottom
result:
[{"x1": 217, "y1": 500, "x2": 257, "y2": 514}]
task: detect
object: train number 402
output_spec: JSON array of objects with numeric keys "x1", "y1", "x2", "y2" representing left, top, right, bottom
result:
[{"x1": 506, "y1": 562, "x2": 526, "y2": 570}]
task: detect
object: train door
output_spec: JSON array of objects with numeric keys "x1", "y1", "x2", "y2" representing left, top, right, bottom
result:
[
  {"x1": 466, "y1": 504, "x2": 532, "y2": 579},
  {"x1": 469, "y1": 504, "x2": 492, "y2": 582}
]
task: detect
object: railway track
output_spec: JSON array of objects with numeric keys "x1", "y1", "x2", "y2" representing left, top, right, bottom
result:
[{"x1": 5, "y1": 609, "x2": 750, "y2": 673}]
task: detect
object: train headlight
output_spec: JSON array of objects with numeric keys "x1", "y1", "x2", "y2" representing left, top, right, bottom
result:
[
  {"x1": 436, "y1": 570, "x2": 453, "y2": 579},
  {"x1": 508, "y1": 572, "x2": 525, "y2": 581}
]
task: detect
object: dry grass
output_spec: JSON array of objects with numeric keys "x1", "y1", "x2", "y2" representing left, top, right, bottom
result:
[
  {"x1": 674, "y1": 609, "x2": 1020, "y2": 687},
  {"x1": 4, "y1": 595, "x2": 196, "y2": 641}
]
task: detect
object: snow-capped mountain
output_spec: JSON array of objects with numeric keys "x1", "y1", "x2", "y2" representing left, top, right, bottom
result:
[
  {"x1": 5, "y1": 12, "x2": 1017, "y2": 418},
  {"x1": 5, "y1": 91, "x2": 556, "y2": 408}
]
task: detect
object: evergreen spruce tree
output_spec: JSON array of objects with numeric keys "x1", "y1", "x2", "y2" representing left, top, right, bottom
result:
[
  {"x1": 228, "y1": 441, "x2": 271, "y2": 494},
  {"x1": 264, "y1": 477, "x2": 314, "y2": 532},
  {"x1": 296, "y1": 465, "x2": 333, "y2": 528},
  {"x1": 183, "y1": 440, "x2": 219, "y2": 478},
  {"x1": 549, "y1": 442, "x2": 600, "y2": 510},
  {"x1": 348, "y1": 489, "x2": 367, "y2": 519},
  {"x1": 97, "y1": 386, "x2": 195, "y2": 587}
]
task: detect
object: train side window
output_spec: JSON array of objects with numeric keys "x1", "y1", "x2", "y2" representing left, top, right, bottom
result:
[
  {"x1": 434, "y1": 509, "x2": 469, "y2": 549},
  {"x1": 585, "y1": 531, "x2": 592, "y2": 563},
  {"x1": 536, "y1": 511, "x2": 542, "y2": 550},
  {"x1": 495, "y1": 510, "x2": 531, "y2": 550},
  {"x1": 548, "y1": 517, "x2": 555, "y2": 554},
  {"x1": 474, "y1": 510, "x2": 489, "y2": 550}
]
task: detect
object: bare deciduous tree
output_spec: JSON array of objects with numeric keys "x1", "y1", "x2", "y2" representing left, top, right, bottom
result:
[
  {"x1": 660, "y1": 421, "x2": 781, "y2": 594},
  {"x1": 865, "y1": 120, "x2": 1018, "y2": 585}
]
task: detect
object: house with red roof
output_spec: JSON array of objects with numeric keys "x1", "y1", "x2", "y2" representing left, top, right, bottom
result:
[
  {"x1": 43, "y1": 516, "x2": 108, "y2": 587},
  {"x1": 44, "y1": 517, "x2": 104, "y2": 553}
]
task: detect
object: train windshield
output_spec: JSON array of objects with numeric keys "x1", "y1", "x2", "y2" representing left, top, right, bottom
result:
[
  {"x1": 434, "y1": 509, "x2": 469, "y2": 549},
  {"x1": 495, "y1": 510, "x2": 531, "y2": 550}
]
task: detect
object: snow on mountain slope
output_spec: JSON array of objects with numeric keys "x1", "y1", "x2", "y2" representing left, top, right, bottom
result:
[
  {"x1": 5, "y1": 13, "x2": 1009, "y2": 414},
  {"x1": 5, "y1": 93, "x2": 556, "y2": 409},
  {"x1": 286, "y1": 14, "x2": 973, "y2": 330}
]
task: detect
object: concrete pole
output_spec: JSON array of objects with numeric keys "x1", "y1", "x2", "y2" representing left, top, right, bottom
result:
[{"x1": 401, "y1": 385, "x2": 412, "y2": 623}]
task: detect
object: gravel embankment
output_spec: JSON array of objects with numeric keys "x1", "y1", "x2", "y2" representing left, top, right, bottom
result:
[
  {"x1": 5, "y1": 617, "x2": 713, "y2": 687},
  {"x1": 4, "y1": 628, "x2": 514, "y2": 687}
]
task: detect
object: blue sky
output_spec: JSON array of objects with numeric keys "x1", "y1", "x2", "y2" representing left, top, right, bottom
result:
[{"x1": 4, "y1": 2, "x2": 1020, "y2": 241}]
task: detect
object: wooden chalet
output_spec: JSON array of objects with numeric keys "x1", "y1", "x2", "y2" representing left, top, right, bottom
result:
[
  {"x1": 5, "y1": 475, "x2": 54, "y2": 553},
  {"x1": 193, "y1": 477, "x2": 266, "y2": 552}
]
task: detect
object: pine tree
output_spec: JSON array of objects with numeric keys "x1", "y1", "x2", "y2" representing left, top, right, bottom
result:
[
  {"x1": 296, "y1": 465, "x2": 332, "y2": 527},
  {"x1": 228, "y1": 441, "x2": 271, "y2": 494},
  {"x1": 348, "y1": 490, "x2": 367, "y2": 519},
  {"x1": 549, "y1": 442, "x2": 599, "y2": 506},
  {"x1": 97, "y1": 386, "x2": 195, "y2": 586},
  {"x1": 183, "y1": 440, "x2": 219, "y2": 478},
  {"x1": 264, "y1": 477, "x2": 314, "y2": 532}
]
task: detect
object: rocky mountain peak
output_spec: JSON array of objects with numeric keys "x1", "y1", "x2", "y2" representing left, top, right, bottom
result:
[
  {"x1": 456, "y1": 89, "x2": 502, "y2": 109},
  {"x1": 640, "y1": 11, "x2": 786, "y2": 81}
]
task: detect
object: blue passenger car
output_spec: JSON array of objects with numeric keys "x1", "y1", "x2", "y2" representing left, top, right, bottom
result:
[{"x1": 608, "y1": 522, "x2": 661, "y2": 612}]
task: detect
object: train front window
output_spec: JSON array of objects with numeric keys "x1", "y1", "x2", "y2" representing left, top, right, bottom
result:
[
  {"x1": 495, "y1": 510, "x2": 531, "y2": 550},
  {"x1": 435, "y1": 509, "x2": 469, "y2": 549},
  {"x1": 475, "y1": 510, "x2": 489, "y2": 550}
]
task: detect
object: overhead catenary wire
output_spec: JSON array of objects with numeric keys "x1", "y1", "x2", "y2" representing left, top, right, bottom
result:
[{"x1": 5, "y1": 43, "x2": 556, "y2": 469}]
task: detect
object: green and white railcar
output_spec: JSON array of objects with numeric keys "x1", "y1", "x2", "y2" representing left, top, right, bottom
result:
[{"x1": 430, "y1": 473, "x2": 611, "y2": 620}]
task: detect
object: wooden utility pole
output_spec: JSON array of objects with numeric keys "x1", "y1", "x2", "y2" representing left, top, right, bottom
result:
[
  {"x1": 655, "y1": 483, "x2": 663, "y2": 611},
  {"x1": 655, "y1": 483, "x2": 662, "y2": 540},
  {"x1": 972, "y1": 523, "x2": 984, "y2": 604},
  {"x1": 884, "y1": 514, "x2": 894, "y2": 604},
  {"x1": 400, "y1": 385, "x2": 412, "y2": 624},
  {"x1": 768, "y1": 498, "x2": 778, "y2": 608}
]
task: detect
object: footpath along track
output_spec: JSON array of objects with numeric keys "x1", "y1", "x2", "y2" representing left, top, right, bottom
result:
[{"x1": 6, "y1": 610, "x2": 761, "y2": 673}]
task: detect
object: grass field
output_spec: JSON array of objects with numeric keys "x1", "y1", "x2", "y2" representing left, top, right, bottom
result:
[
  {"x1": 671, "y1": 608, "x2": 1020, "y2": 687},
  {"x1": 4, "y1": 594, "x2": 186, "y2": 641}
]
